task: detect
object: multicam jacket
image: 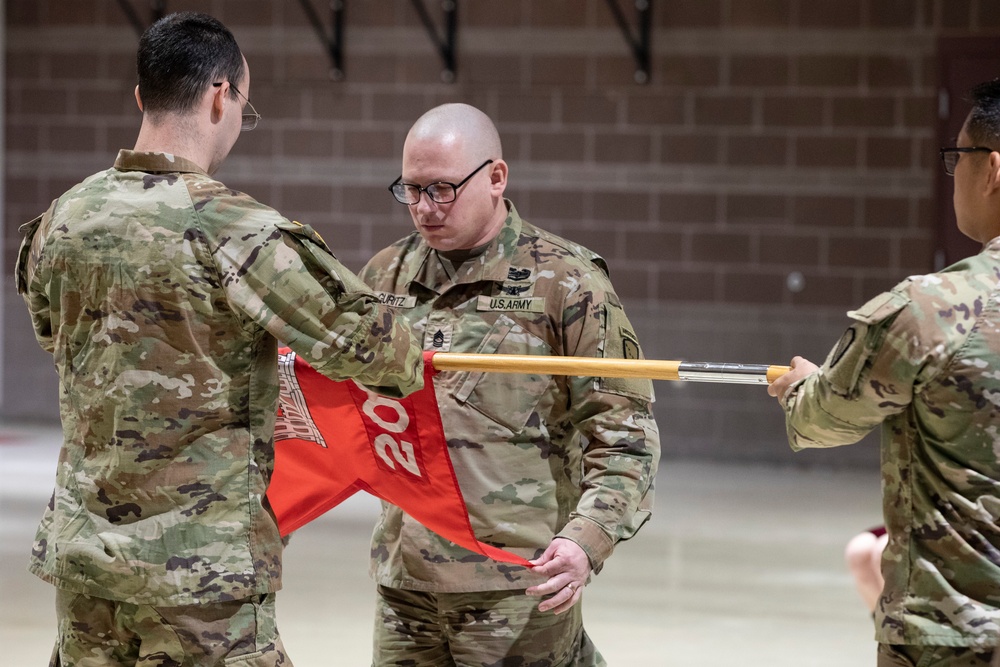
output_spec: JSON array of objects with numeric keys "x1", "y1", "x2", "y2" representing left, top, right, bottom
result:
[
  {"x1": 360, "y1": 202, "x2": 660, "y2": 592},
  {"x1": 15, "y1": 150, "x2": 423, "y2": 606},
  {"x1": 781, "y1": 239, "x2": 1000, "y2": 648}
]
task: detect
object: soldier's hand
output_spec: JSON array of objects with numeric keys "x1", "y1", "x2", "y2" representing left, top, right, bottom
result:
[
  {"x1": 767, "y1": 356, "x2": 819, "y2": 402},
  {"x1": 525, "y1": 537, "x2": 590, "y2": 614}
]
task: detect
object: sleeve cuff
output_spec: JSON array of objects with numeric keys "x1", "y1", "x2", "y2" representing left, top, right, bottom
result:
[{"x1": 556, "y1": 517, "x2": 615, "y2": 571}]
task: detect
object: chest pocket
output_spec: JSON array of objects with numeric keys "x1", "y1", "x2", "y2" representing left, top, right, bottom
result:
[{"x1": 452, "y1": 314, "x2": 553, "y2": 434}]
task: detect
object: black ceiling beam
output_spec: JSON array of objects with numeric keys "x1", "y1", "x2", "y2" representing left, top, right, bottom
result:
[
  {"x1": 297, "y1": 0, "x2": 346, "y2": 81},
  {"x1": 116, "y1": 0, "x2": 167, "y2": 37},
  {"x1": 604, "y1": 0, "x2": 652, "y2": 84},
  {"x1": 409, "y1": 0, "x2": 457, "y2": 83}
]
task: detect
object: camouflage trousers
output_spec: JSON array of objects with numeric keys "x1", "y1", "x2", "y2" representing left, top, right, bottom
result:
[
  {"x1": 372, "y1": 585, "x2": 605, "y2": 667},
  {"x1": 877, "y1": 643, "x2": 1000, "y2": 667},
  {"x1": 50, "y1": 588, "x2": 291, "y2": 667}
]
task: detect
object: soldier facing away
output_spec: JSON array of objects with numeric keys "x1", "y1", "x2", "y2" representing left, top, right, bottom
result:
[
  {"x1": 769, "y1": 79, "x2": 1000, "y2": 667},
  {"x1": 15, "y1": 12, "x2": 423, "y2": 667},
  {"x1": 362, "y1": 102, "x2": 661, "y2": 666}
]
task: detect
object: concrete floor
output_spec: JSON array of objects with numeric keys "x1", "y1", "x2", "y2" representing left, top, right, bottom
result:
[{"x1": 1, "y1": 423, "x2": 883, "y2": 666}]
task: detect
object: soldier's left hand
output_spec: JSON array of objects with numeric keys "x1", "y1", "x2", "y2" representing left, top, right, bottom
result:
[
  {"x1": 767, "y1": 355, "x2": 819, "y2": 402},
  {"x1": 525, "y1": 537, "x2": 591, "y2": 614}
]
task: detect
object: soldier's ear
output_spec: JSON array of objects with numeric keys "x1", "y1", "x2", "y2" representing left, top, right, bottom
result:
[
  {"x1": 489, "y1": 160, "x2": 508, "y2": 198},
  {"x1": 134, "y1": 85, "x2": 143, "y2": 112},
  {"x1": 987, "y1": 151, "x2": 1000, "y2": 195}
]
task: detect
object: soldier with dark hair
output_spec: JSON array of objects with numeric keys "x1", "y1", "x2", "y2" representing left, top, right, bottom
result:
[
  {"x1": 769, "y1": 79, "x2": 1000, "y2": 667},
  {"x1": 363, "y1": 102, "x2": 660, "y2": 666},
  {"x1": 16, "y1": 12, "x2": 423, "y2": 667}
]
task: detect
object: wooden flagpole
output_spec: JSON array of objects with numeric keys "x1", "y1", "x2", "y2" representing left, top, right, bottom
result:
[{"x1": 430, "y1": 353, "x2": 790, "y2": 385}]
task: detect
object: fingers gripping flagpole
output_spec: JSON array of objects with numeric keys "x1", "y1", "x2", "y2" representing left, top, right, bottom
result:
[{"x1": 429, "y1": 353, "x2": 790, "y2": 385}]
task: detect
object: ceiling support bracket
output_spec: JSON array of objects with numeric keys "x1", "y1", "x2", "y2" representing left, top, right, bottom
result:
[
  {"x1": 298, "y1": 0, "x2": 346, "y2": 80},
  {"x1": 409, "y1": 0, "x2": 457, "y2": 83},
  {"x1": 603, "y1": 0, "x2": 651, "y2": 84}
]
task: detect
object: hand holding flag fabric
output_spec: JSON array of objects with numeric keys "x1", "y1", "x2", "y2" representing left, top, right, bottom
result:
[{"x1": 267, "y1": 348, "x2": 531, "y2": 567}]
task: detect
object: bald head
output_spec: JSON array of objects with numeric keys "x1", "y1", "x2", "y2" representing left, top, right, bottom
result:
[
  {"x1": 405, "y1": 103, "x2": 502, "y2": 167},
  {"x1": 399, "y1": 103, "x2": 510, "y2": 251}
]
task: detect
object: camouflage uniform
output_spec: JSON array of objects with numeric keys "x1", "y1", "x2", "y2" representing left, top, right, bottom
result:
[
  {"x1": 15, "y1": 150, "x2": 423, "y2": 656},
  {"x1": 361, "y1": 202, "x2": 659, "y2": 665},
  {"x1": 780, "y1": 240, "x2": 1000, "y2": 651}
]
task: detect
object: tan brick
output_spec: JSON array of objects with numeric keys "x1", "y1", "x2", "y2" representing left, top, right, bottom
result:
[
  {"x1": 727, "y1": 194, "x2": 788, "y2": 225},
  {"x1": 798, "y1": 0, "x2": 862, "y2": 27},
  {"x1": 661, "y1": 134, "x2": 720, "y2": 164},
  {"x1": 867, "y1": 56, "x2": 919, "y2": 88},
  {"x1": 730, "y1": 56, "x2": 790, "y2": 87},
  {"x1": 941, "y1": 1, "x2": 973, "y2": 28},
  {"x1": 654, "y1": 55, "x2": 721, "y2": 87},
  {"x1": 759, "y1": 234, "x2": 820, "y2": 266},
  {"x1": 868, "y1": 0, "x2": 924, "y2": 27},
  {"x1": 727, "y1": 135, "x2": 788, "y2": 166},
  {"x1": 523, "y1": 189, "x2": 587, "y2": 221},
  {"x1": 828, "y1": 235, "x2": 893, "y2": 268},
  {"x1": 656, "y1": 2, "x2": 723, "y2": 27},
  {"x1": 658, "y1": 269, "x2": 719, "y2": 302},
  {"x1": 628, "y1": 95, "x2": 685, "y2": 126},
  {"x1": 562, "y1": 93, "x2": 620, "y2": 125},
  {"x1": 497, "y1": 93, "x2": 554, "y2": 124},
  {"x1": 796, "y1": 55, "x2": 862, "y2": 87},
  {"x1": 862, "y1": 197, "x2": 911, "y2": 228},
  {"x1": 624, "y1": 230, "x2": 685, "y2": 261},
  {"x1": 531, "y1": 0, "x2": 593, "y2": 27},
  {"x1": 722, "y1": 270, "x2": 786, "y2": 304},
  {"x1": 866, "y1": 136, "x2": 913, "y2": 169},
  {"x1": 693, "y1": 95, "x2": 754, "y2": 127},
  {"x1": 529, "y1": 55, "x2": 588, "y2": 86},
  {"x1": 281, "y1": 128, "x2": 336, "y2": 158},
  {"x1": 345, "y1": 129, "x2": 396, "y2": 159},
  {"x1": 831, "y1": 96, "x2": 896, "y2": 128},
  {"x1": 48, "y1": 123, "x2": 100, "y2": 152},
  {"x1": 790, "y1": 273, "x2": 857, "y2": 307},
  {"x1": 792, "y1": 196, "x2": 857, "y2": 227},
  {"x1": 529, "y1": 131, "x2": 588, "y2": 162},
  {"x1": 219, "y1": 0, "x2": 275, "y2": 26},
  {"x1": 762, "y1": 96, "x2": 825, "y2": 128},
  {"x1": 728, "y1": 0, "x2": 793, "y2": 26},
  {"x1": 592, "y1": 191, "x2": 653, "y2": 222},
  {"x1": 794, "y1": 136, "x2": 859, "y2": 168},
  {"x1": 690, "y1": 231, "x2": 753, "y2": 263},
  {"x1": 658, "y1": 193, "x2": 718, "y2": 223},
  {"x1": 594, "y1": 132, "x2": 652, "y2": 163},
  {"x1": 604, "y1": 264, "x2": 651, "y2": 301}
]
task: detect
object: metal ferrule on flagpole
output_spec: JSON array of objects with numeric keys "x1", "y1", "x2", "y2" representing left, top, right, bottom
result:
[{"x1": 677, "y1": 362, "x2": 774, "y2": 384}]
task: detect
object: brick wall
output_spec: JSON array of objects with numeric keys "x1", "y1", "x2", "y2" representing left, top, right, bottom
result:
[{"x1": 5, "y1": 0, "x2": 999, "y2": 465}]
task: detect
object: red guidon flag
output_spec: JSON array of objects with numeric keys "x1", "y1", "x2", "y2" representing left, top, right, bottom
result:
[{"x1": 267, "y1": 348, "x2": 530, "y2": 566}]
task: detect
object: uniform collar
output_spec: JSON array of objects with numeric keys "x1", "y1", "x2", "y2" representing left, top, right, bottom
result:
[
  {"x1": 113, "y1": 149, "x2": 208, "y2": 176},
  {"x1": 407, "y1": 200, "x2": 524, "y2": 294}
]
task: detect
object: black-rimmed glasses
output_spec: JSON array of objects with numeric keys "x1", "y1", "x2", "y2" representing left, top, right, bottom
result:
[
  {"x1": 940, "y1": 146, "x2": 996, "y2": 176},
  {"x1": 212, "y1": 82, "x2": 260, "y2": 131},
  {"x1": 389, "y1": 159, "x2": 494, "y2": 205}
]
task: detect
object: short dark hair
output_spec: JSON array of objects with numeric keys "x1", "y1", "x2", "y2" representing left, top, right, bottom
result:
[
  {"x1": 137, "y1": 12, "x2": 244, "y2": 116},
  {"x1": 967, "y1": 79, "x2": 1000, "y2": 146}
]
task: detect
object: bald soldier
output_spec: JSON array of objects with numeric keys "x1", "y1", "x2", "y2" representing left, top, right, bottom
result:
[
  {"x1": 769, "y1": 79, "x2": 1000, "y2": 667},
  {"x1": 16, "y1": 13, "x2": 422, "y2": 667},
  {"x1": 360, "y1": 102, "x2": 660, "y2": 666}
]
